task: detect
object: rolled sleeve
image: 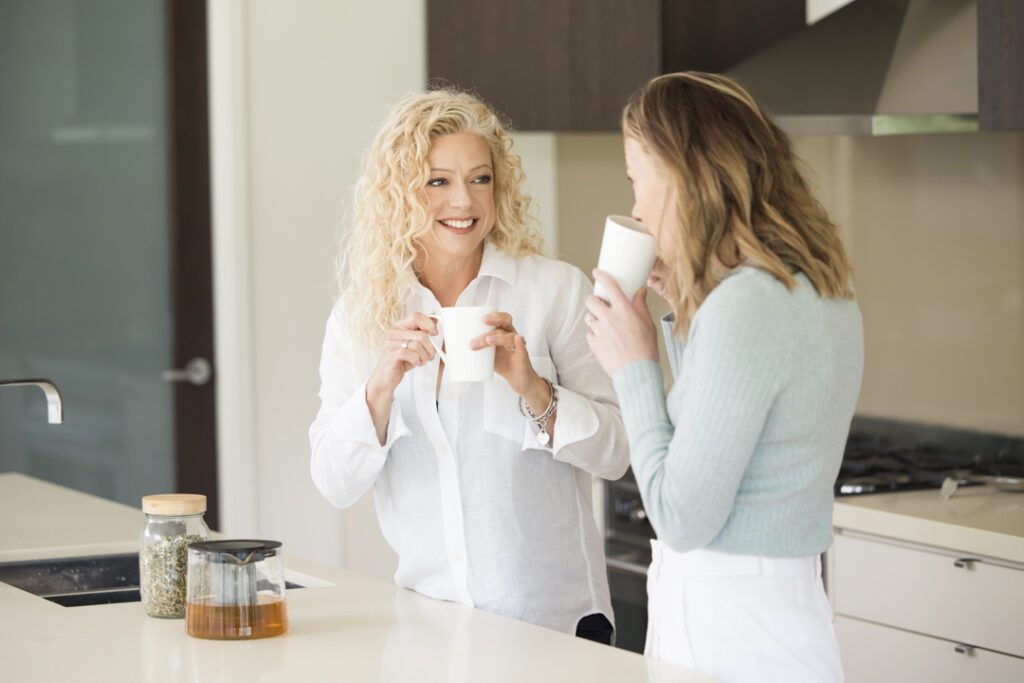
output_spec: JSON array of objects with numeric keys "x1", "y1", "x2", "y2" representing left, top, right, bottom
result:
[
  {"x1": 331, "y1": 380, "x2": 412, "y2": 451},
  {"x1": 520, "y1": 384, "x2": 600, "y2": 453},
  {"x1": 309, "y1": 301, "x2": 411, "y2": 510}
]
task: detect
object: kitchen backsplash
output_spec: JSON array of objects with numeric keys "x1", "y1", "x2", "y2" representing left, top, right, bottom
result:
[{"x1": 548, "y1": 132, "x2": 1024, "y2": 437}]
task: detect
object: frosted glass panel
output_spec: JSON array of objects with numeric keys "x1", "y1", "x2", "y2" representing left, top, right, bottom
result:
[{"x1": 0, "y1": 0, "x2": 175, "y2": 505}]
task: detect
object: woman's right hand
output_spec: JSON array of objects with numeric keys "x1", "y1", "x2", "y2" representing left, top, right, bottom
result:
[
  {"x1": 365, "y1": 313, "x2": 438, "y2": 446},
  {"x1": 367, "y1": 313, "x2": 438, "y2": 402}
]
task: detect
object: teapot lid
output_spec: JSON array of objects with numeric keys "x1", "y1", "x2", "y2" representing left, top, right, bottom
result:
[{"x1": 189, "y1": 539, "x2": 281, "y2": 565}]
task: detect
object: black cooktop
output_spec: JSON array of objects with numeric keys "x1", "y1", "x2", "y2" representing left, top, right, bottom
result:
[{"x1": 835, "y1": 418, "x2": 1024, "y2": 496}]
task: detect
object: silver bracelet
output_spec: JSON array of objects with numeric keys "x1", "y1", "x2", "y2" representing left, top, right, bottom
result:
[{"x1": 519, "y1": 377, "x2": 558, "y2": 446}]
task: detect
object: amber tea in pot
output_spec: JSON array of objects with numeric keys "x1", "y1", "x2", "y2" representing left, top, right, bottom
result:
[{"x1": 185, "y1": 540, "x2": 288, "y2": 639}]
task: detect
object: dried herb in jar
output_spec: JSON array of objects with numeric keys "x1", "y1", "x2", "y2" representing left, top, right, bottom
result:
[{"x1": 140, "y1": 533, "x2": 205, "y2": 617}]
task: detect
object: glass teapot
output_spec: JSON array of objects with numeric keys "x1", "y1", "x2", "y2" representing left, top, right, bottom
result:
[{"x1": 185, "y1": 540, "x2": 288, "y2": 639}]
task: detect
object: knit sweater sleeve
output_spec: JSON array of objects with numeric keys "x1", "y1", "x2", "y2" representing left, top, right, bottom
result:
[
  {"x1": 612, "y1": 278, "x2": 789, "y2": 552},
  {"x1": 660, "y1": 313, "x2": 686, "y2": 378}
]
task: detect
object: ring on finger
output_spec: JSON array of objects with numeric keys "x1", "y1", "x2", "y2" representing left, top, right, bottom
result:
[
  {"x1": 401, "y1": 340, "x2": 410, "y2": 350},
  {"x1": 584, "y1": 312, "x2": 596, "y2": 326}
]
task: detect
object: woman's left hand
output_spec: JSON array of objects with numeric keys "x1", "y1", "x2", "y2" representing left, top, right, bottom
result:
[
  {"x1": 585, "y1": 270, "x2": 659, "y2": 376},
  {"x1": 470, "y1": 312, "x2": 546, "y2": 400}
]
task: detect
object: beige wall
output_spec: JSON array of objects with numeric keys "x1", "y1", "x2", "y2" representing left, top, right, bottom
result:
[
  {"x1": 552, "y1": 131, "x2": 1024, "y2": 437},
  {"x1": 794, "y1": 132, "x2": 1024, "y2": 436},
  {"x1": 513, "y1": 132, "x2": 559, "y2": 256}
]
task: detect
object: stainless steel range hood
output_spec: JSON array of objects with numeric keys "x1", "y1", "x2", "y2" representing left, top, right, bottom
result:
[{"x1": 726, "y1": 0, "x2": 978, "y2": 135}]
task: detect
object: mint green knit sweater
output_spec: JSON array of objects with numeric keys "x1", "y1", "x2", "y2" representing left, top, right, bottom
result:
[{"x1": 612, "y1": 267, "x2": 864, "y2": 556}]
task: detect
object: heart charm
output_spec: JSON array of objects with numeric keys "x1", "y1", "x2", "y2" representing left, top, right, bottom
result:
[{"x1": 537, "y1": 429, "x2": 550, "y2": 447}]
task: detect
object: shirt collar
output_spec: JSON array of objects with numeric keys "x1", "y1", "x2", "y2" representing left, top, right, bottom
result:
[
  {"x1": 477, "y1": 240, "x2": 517, "y2": 286},
  {"x1": 412, "y1": 241, "x2": 518, "y2": 309}
]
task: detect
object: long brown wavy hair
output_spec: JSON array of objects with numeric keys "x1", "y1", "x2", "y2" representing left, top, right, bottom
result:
[{"x1": 622, "y1": 72, "x2": 854, "y2": 336}]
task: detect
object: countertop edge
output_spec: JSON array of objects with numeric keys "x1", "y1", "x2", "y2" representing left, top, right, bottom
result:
[{"x1": 833, "y1": 498, "x2": 1024, "y2": 564}]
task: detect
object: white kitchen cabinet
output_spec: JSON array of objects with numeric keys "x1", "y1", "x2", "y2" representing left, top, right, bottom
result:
[
  {"x1": 828, "y1": 529, "x2": 1024, "y2": 681},
  {"x1": 836, "y1": 615, "x2": 1024, "y2": 683}
]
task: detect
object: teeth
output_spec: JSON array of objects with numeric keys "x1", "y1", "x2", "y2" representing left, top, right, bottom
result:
[{"x1": 441, "y1": 219, "x2": 474, "y2": 229}]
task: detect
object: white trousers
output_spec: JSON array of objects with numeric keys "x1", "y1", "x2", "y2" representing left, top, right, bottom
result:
[{"x1": 645, "y1": 540, "x2": 843, "y2": 683}]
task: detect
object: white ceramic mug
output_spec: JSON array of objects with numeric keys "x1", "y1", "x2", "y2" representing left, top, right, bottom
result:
[
  {"x1": 427, "y1": 306, "x2": 497, "y2": 382},
  {"x1": 593, "y1": 215, "x2": 658, "y2": 302}
]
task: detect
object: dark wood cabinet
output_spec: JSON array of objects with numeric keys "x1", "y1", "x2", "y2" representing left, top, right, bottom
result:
[
  {"x1": 978, "y1": 0, "x2": 1024, "y2": 131},
  {"x1": 427, "y1": 0, "x2": 805, "y2": 131}
]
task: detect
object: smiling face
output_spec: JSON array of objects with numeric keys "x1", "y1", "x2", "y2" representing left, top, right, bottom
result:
[
  {"x1": 624, "y1": 135, "x2": 678, "y2": 262},
  {"x1": 419, "y1": 132, "x2": 496, "y2": 262}
]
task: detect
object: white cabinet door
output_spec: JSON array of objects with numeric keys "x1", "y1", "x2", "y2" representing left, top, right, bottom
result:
[
  {"x1": 831, "y1": 532, "x2": 1024, "y2": 657},
  {"x1": 838, "y1": 616, "x2": 1024, "y2": 683}
]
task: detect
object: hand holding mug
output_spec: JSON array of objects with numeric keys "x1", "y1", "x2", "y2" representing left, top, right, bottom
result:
[
  {"x1": 368, "y1": 313, "x2": 438, "y2": 399},
  {"x1": 469, "y1": 311, "x2": 544, "y2": 398},
  {"x1": 585, "y1": 270, "x2": 659, "y2": 377}
]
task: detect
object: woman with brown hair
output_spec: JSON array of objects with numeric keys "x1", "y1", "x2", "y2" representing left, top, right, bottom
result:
[{"x1": 585, "y1": 72, "x2": 863, "y2": 681}]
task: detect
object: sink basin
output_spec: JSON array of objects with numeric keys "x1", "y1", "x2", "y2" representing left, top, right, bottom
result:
[
  {"x1": 0, "y1": 553, "x2": 140, "y2": 606},
  {"x1": 0, "y1": 553, "x2": 303, "y2": 607}
]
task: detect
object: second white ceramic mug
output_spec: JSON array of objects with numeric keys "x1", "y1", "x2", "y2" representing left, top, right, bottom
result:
[
  {"x1": 593, "y1": 215, "x2": 657, "y2": 302},
  {"x1": 427, "y1": 305, "x2": 497, "y2": 382}
]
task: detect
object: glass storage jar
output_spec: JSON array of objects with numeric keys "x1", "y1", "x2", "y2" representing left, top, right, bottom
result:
[{"x1": 139, "y1": 493, "x2": 211, "y2": 618}]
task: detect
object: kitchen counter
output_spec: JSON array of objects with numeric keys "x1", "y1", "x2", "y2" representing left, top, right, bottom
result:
[
  {"x1": 830, "y1": 483, "x2": 1024, "y2": 680},
  {"x1": 0, "y1": 473, "x2": 710, "y2": 682},
  {"x1": 833, "y1": 485, "x2": 1024, "y2": 562}
]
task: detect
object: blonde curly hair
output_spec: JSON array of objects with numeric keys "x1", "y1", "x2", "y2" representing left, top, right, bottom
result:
[{"x1": 338, "y1": 89, "x2": 543, "y2": 354}]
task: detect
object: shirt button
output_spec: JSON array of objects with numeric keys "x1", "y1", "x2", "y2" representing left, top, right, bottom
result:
[{"x1": 453, "y1": 553, "x2": 464, "y2": 564}]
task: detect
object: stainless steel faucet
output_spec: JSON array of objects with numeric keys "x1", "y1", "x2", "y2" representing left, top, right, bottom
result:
[{"x1": 0, "y1": 378, "x2": 64, "y2": 424}]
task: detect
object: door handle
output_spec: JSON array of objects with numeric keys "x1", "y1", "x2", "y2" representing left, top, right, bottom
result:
[{"x1": 162, "y1": 357, "x2": 212, "y2": 386}]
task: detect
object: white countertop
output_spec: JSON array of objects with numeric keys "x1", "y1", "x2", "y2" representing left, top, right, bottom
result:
[
  {"x1": 0, "y1": 474, "x2": 710, "y2": 682},
  {"x1": 0, "y1": 472, "x2": 146, "y2": 562},
  {"x1": 833, "y1": 485, "x2": 1024, "y2": 562}
]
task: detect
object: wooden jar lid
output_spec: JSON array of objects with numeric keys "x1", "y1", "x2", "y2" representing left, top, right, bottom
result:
[{"x1": 142, "y1": 493, "x2": 206, "y2": 516}]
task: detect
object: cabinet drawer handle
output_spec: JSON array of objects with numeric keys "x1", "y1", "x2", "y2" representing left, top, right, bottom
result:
[
  {"x1": 954, "y1": 644, "x2": 976, "y2": 656},
  {"x1": 953, "y1": 557, "x2": 980, "y2": 569}
]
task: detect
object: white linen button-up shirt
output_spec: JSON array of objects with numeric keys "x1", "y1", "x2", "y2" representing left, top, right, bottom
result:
[{"x1": 310, "y1": 243, "x2": 629, "y2": 634}]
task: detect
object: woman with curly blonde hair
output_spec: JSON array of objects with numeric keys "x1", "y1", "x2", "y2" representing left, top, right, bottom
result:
[
  {"x1": 310, "y1": 89, "x2": 628, "y2": 643},
  {"x1": 585, "y1": 72, "x2": 863, "y2": 681}
]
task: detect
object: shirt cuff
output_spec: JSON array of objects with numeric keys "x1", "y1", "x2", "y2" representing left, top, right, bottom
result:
[
  {"x1": 329, "y1": 380, "x2": 411, "y2": 452},
  {"x1": 519, "y1": 384, "x2": 599, "y2": 454},
  {"x1": 612, "y1": 360, "x2": 671, "y2": 438}
]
